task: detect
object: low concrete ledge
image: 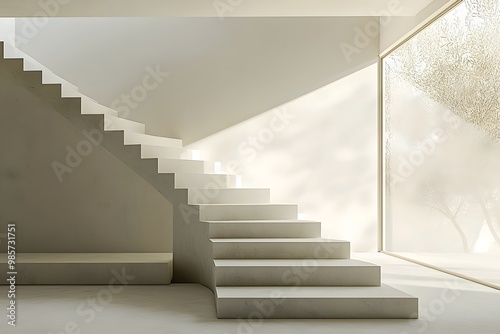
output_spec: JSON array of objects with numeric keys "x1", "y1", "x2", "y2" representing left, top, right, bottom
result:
[{"x1": 0, "y1": 253, "x2": 173, "y2": 284}]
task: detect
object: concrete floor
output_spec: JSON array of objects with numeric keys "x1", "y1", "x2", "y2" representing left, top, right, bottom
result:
[
  {"x1": 1, "y1": 252, "x2": 499, "y2": 334},
  {"x1": 397, "y1": 252, "x2": 500, "y2": 288}
]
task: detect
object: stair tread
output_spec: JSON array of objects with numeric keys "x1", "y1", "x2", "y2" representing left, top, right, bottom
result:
[
  {"x1": 214, "y1": 259, "x2": 376, "y2": 267},
  {"x1": 141, "y1": 144, "x2": 192, "y2": 150},
  {"x1": 127, "y1": 132, "x2": 181, "y2": 140},
  {"x1": 211, "y1": 238, "x2": 347, "y2": 243},
  {"x1": 192, "y1": 188, "x2": 269, "y2": 191},
  {"x1": 203, "y1": 220, "x2": 318, "y2": 223},
  {"x1": 216, "y1": 284, "x2": 414, "y2": 299},
  {"x1": 176, "y1": 173, "x2": 233, "y2": 176},
  {"x1": 159, "y1": 158, "x2": 206, "y2": 162},
  {"x1": 200, "y1": 203, "x2": 296, "y2": 206},
  {"x1": 125, "y1": 132, "x2": 182, "y2": 147},
  {"x1": 0, "y1": 253, "x2": 172, "y2": 264}
]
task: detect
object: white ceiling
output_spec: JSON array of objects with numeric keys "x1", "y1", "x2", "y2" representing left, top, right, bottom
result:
[{"x1": 0, "y1": 0, "x2": 436, "y2": 17}]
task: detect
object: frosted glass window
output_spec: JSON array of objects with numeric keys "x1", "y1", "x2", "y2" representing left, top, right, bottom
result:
[{"x1": 383, "y1": 0, "x2": 500, "y2": 286}]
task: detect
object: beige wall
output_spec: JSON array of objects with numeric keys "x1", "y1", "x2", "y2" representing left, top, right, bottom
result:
[{"x1": 0, "y1": 59, "x2": 173, "y2": 253}]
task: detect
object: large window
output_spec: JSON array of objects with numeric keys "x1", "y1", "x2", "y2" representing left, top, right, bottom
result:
[{"x1": 382, "y1": 0, "x2": 500, "y2": 288}]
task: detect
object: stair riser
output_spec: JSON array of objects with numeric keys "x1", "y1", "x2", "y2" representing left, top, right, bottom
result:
[
  {"x1": 141, "y1": 146, "x2": 194, "y2": 160},
  {"x1": 200, "y1": 205, "x2": 298, "y2": 221},
  {"x1": 215, "y1": 265, "x2": 380, "y2": 286},
  {"x1": 189, "y1": 189, "x2": 270, "y2": 205},
  {"x1": 158, "y1": 160, "x2": 214, "y2": 174},
  {"x1": 208, "y1": 222, "x2": 321, "y2": 238},
  {"x1": 212, "y1": 241, "x2": 350, "y2": 259},
  {"x1": 174, "y1": 174, "x2": 237, "y2": 189},
  {"x1": 216, "y1": 298, "x2": 418, "y2": 319}
]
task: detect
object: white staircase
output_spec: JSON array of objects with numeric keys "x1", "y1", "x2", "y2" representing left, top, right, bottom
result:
[{"x1": 0, "y1": 40, "x2": 418, "y2": 319}]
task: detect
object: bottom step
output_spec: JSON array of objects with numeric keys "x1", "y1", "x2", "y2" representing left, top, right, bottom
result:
[
  {"x1": 0, "y1": 253, "x2": 172, "y2": 284},
  {"x1": 216, "y1": 285, "x2": 418, "y2": 319}
]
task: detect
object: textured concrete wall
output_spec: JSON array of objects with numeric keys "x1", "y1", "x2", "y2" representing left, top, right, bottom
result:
[{"x1": 0, "y1": 57, "x2": 173, "y2": 253}]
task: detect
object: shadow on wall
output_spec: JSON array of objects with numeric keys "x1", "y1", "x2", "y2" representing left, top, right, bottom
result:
[{"x1": 188, "y1": 64, "x2": 379, "y2": 252}]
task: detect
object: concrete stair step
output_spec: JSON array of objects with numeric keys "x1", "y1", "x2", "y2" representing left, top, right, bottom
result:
[
  {"x1": 212, "y1": 238, "x2": 350, "y2": 259},
  {"x1": 124, "y1": 132, "x2": 182, "y2": 148},
  {"x1": 215, "y1": 285, "x2": 418, "y2": 319},
  {"x1": 0, "y1": 253, "x2": 172, "y2": 284},
  {"x1": 199, "y1": 204, "x2": 298, "y2": 221},
  {"x1": 174, "y1": 173, "x2": 238, "y2": 189},
  {"x1": 188, "y1": 188, "x2": 270, "y2": 205},
  {"x1": 41, "y1": 70, "x2": 78, "y2": 91},
  {"x1": 158, "y1": 158, "x2": 215, "y2": 174},
  {"x1": 204, "y1": 220, "x2": 321, "y2": 238},
  {"x1": 81, "y1": 96, "x2": 117, "y2": 116},
  {"x1": 104, "y1": 114, "x2": 146, "y2": 133},
  {"x1": 214, "y1": 258, "x2": 381, "y2": 286},
  {"x1": 61, "y1": 85, "x2": 89, "y2": 99},
  {"x1": 141, "y1": 144, "x2": 197, "y2": 160}
]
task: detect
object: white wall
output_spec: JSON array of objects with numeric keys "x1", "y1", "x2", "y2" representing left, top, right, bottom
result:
[
  {"x1": 189, "y1": 64, "x2": 379, "y2": 251},
  {"x1": 380, "y1": 0, "x2": 460, "y2": 54},
  {"x1": 15, "y1": 17, "x2": 379, "y2": 144}
]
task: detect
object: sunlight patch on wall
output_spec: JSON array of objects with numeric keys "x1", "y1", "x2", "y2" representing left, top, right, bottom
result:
[{"x1": 189, "y1": 64, "x2": 378, "y2": 251}]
